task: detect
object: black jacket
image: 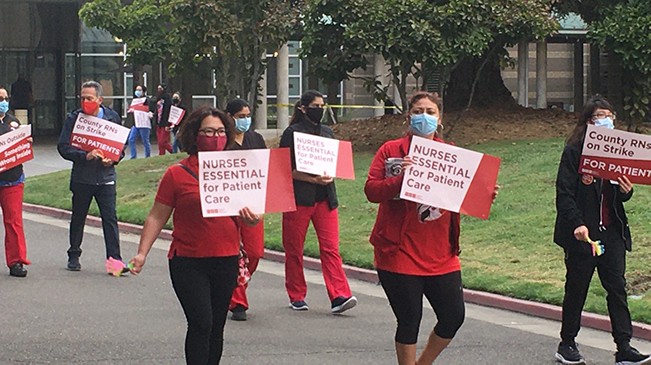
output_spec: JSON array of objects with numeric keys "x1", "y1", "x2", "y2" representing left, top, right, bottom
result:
[
  {"x1": 279, "y1": 119, "x2": 338, "y2": 209},
  {"x1": 124, "y1": 95, "x2": 151, "y2": 129},
  {"x1": 0, "y1": 113, "x2": 23, "y2": 183},
  {"x1": 554, "y1": 143, "x2": 633, "y2": 253},
  {"x1": 155, "y1": 93, "x2": 173, "y2": 128},
  {"x1": 57, "y1": 106, "x2": 124, "y2": 186}
]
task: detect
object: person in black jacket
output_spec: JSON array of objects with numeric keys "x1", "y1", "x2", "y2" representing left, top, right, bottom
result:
[
  {"x1": 57, "y1": 81, "x2": 126, "y2": 273},
  {"x1": 155, "y1": 84, "x2": 173, "y2": 155},
  {"x1": 279, "y1": 90, "x2": 357, "y2": 314},
  {"x1": 553, "y1": 95, "x2": 650, "y2": 365},
  {"x1": 0, "y1": 87, "x2": 31, "y2": 277},
  {"x1": 171, "y1": 91, "x2": 187, "y2": 153}
]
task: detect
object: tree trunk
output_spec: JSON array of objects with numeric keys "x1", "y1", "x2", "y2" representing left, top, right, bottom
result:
[{"x1": 326, "y1": 82, "x2": 339, "y2": 123}]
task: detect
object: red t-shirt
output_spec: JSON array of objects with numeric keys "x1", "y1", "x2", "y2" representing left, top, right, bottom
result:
[
  {"x1": 364, "y1": 135, "x2": 461, "y2": 276},
  {"x1": 156, "y1": 155, "x2": 241, "y2": 259}
]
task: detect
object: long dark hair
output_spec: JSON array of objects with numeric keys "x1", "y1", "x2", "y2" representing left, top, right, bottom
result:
[
  {"x1": 179, "y1": 106, "x2": 235, "y2": 155},
  {"x1": 566, "y1": 95, "x2": 614, "y2": 147},
  {"x1": 289, "y1": 90, "x2": 324, "y2": 125}
]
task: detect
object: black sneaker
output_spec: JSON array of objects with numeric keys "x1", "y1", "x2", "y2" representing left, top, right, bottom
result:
[
  {"x1": 555, "y1": 342, "x2": 586, "y2": 364},
  {"x1": 230, "y1": 305, "x2": 247, "y2": 321},
  {"x1": 290, "y1": 300, "x2": 309, "y2": 311},
  {"x1": 67, "y1": 257, "x2": 81, "y2": 271},
  {"x1": 9, "y1": 263, "x2": 27, "y2": 277},
  {"x1": 331, "y1": 296, "x2": 357, "y2": 314},
  {"x1": 615, "y1": 346, "x2": 651, "y2": 365}
]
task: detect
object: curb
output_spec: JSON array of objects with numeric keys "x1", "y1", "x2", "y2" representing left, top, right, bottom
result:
[{"x1": 23, "y1": 203, "x2": 651, "y2": 342}]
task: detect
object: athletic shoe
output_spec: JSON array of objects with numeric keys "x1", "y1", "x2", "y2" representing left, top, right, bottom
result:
[
  {"x1": 290, "y1": 300, "x2": 309, "y2": 311},
  {"x1": 9, "y1": 263, "x2": 27, "y2": 277},
  {"x1": 230, "y1": 305, "x2": 247, "y2": 321},
  {"x1": 67, "y1": 257, "x2": 81, "y2": 271},
  {"x1": 331, "y1": 296, "x2": 357, "y2": 314},
  {"x1": 555, "y1": 342, "x2": 586, "y2": 364},
  {"x1": 615, "y1": 346, "x2": 651, "y2": 365}
]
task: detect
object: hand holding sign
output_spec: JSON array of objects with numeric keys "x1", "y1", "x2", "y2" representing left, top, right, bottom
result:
[
  {"x1": 70, "y1": 113, "x2": 130, "y2": 161},
  {"x1": 293, "y1": 132, "x2": 355, "y2": 180}
]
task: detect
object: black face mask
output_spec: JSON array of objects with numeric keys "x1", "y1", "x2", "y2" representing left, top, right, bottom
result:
[
  {"x1": 172, "y1": 98, "x2": 180, "y2": 104},
  {"x1": 305, "y1": 107, "x2": 324, "y2": 124}
]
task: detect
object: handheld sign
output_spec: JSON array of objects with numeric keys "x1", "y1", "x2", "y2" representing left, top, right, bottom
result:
[
  {"x1": 70, "y1": 113, "x2": 130, "y2": 161},
  {"x1": 168, "y1": 105, "x2": 186, "y2": 126},
  {"x1": 128, "y1": 98, "x2": 151, "y2": 129},
  {"x1": 399, "y1": 136, "x2": 500, "y2": 220},
  {"x1": 127, "y1": 97, "x2": 149, "y2": 113},
  {"x1": 580, "y1": 125, "x2": 651, "y2": 185},
  {"x1": 198, "y1": 148, "x2": 296, "y2": 217},
  {"x1": 293, "y1": 131, "x2": 354, "y2": 179},
  {"x1": 0, "y1": 125, "x2": 33, "y2": 173}
]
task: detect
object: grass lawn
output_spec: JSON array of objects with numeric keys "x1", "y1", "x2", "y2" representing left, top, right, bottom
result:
[{"x1": 25, "y1": 138, "x2": 651, "y2": 323}]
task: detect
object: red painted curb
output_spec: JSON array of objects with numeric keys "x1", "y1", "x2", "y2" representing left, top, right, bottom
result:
[{"x1": 23, "y1": 203, "x2": 651, "y2": 341}]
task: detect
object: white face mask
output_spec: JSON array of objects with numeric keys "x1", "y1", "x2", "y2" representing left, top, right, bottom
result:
[{"x1": 594, "y1": 117, "x2": 614, "y2": 129}]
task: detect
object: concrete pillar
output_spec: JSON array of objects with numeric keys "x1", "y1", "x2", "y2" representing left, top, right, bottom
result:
[
  {"x1": 374, "y1": 54, "x2": 386, "y2": 117},
  {"x1": 276, "y1": 43, "x2": 289, "y2": 131},
  {"x1": 536, "y1": 41, "x2": 547, "y2": 109},
  {"x1": 574, "y1": 41, "x2": 585, "y2": 112},
  {"x1": 517, "y1": 41, "x2": 529, "y2": 107},
  {"x1": 255, "y1": 64, "x2": 268, "y2": 130}
]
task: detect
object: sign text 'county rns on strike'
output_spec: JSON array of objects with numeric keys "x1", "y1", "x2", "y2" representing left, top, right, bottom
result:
[
  {"x1": 70, "y1": 113, "x2": 130, "y2": 161},
  {"x1": 293, "y1": 132, "x2": 355, "y2": 179},
  {"x1": 399, "y1": 136, "x2": 501, "y2": 220},
  {"x1": 580, "y1": 125, "x2": 651, "y2": 185},
  {"x1": 198, "y1": 148, "x2": 296, "y2": 217},
  {"x1": 0, "y1": 125, "x2": 33, "y2": 173}
]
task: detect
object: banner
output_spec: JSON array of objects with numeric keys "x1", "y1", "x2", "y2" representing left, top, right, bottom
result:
[
  {"x1": 70, "y1": 113, "x2": 130, "y2": 161},
  {"x1": 0, "y1": 125, "x2": 33, "y2": 173},
  {"x1": 293, "y1": 131, "x2": 355, "y2": 179},
  {"x1": 168, "y1": 105, "x2": 186, "y2": 126},
  {"x1": 399, "y1": 136, "x2": 501, "y2": 220},
  {"x1": 579, "y1": 125, "x2": 651, "y2": 185},
  {"x1": 198, "y1": 148, "x2": 296, "y2": 217}
]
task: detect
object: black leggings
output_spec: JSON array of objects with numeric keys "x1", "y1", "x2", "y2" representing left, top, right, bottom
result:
[
  {"x1": 378, "y1": 269, "x2": 465, "y2": 344},
  {"x1": 169, "y1": 255, "x2": 239, "y2": 365}
]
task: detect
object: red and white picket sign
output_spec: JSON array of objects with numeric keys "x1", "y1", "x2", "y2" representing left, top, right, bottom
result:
[
  {"x1": 198, "y1": 148, "x2": 296, "y2": 217},
  {"x1": 70, "y1": 113, "x2": 130, "y2": 161},
  {"x1": 168, "y1": 105, "x2": 186, "y2": 126},
  {"x1": 127, "y1": 97, "x2": 149, "y2": 113},
  {"x1": 580, "y1": 125, "x2": 651, "y2": 185},
  {"x1": 293, "y1": 131, "x2": 355, "y2": 179},
  {"x1": 0, "y1": 125, "x2": 33, "y2": 173},
  {"x1": 399, "y1": 136, "x2": 501, "y2": 220},
  {"x1": 128, "y1": 98, "x2": 152, "y2": 129}
]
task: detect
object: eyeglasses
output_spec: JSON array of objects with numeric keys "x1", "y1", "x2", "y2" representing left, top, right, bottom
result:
[
  {"x1": 0, "y1": 97, "x2": 10, "y2": 102},
  {"x1": 592, "y1": 112, "x2": 616, "y2": 120},
  {"x1": 199, "y1": 127, "x2": 227, "y2": 137}
]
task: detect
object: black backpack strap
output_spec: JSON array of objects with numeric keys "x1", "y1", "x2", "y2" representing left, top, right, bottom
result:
[{"x1": 178, "y1": 163, "x2": 198, "y2": 180}]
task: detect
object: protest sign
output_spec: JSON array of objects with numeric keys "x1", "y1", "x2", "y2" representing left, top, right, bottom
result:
[
  {"x1": 0, "y1": 125, "x2": 33, "y2": 173},
  {"x1": 168, "y1": 105, "x2": 186, "y2": 126},
  {"x1": 128, "y1": 97, "x2": 149, "y2": 113},
  {"x1": 128, "y1": 98, "x2": 151, "y2": 128},
  {"x1": 70, "y1": 113, "x2": 130, "y2": 161},
  {"x1": 199, "y1": 148, "x2": 296, "y2": 217},
  {"x1": 579, "y1": 125, "x2": 651, "y2": 185},
  {"x1": 293, "y1": 131, "x2": 354, "y2": 179},
  {"x1": 399, "y1": 136, "x2": 501, "y2": 220}
]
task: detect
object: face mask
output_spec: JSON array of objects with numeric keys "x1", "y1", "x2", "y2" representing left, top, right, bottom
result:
[
  {"x1": 594, "y1": 117, "x2": 614, "y2": 130},
  {"x1": 305, "y1": 107, "x2": 324, "y2": 124},
  {"x1": 0, "y1": 101, "x2": 8, "y2": 114},
  {"x1": 410, "y1": 113, "x2": 439, "y2": 136},
  {"x1": 235, "y1": 117, "x2": 252, "y2": 132},
  {"x1": 157, "y1": 89, "x2": 164, "y2": 96},
  {"x1": 82, "y1": 100, "x2": 100, "y2": 115},
  {"x1": 172, "y1": 98, "x2": 180, "y2": 104},
  {"x1": 196, "y1": 135, "x2": 227, "y2": 152},
  {"x1": 135, "y1": 90, "x2": 143, "y2": 97}
]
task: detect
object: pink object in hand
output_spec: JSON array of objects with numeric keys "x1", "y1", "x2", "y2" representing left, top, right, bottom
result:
[{"x1": 105, "y1": 257, "x2": 128, "y2": 276}]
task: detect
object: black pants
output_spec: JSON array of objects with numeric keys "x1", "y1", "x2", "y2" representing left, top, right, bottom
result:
[
  {"x1": 560, "y1": 227, "x2": 632, "y2": 348},
  {"x1": 378, "y1": 269, "x2": 465, "y2": 344},
  {"x1": 169, "y1": 255, "x2": 239, "y2": 365},
  {"x1": 68, "y1": 181, "x2": 121, "y2": 260}
]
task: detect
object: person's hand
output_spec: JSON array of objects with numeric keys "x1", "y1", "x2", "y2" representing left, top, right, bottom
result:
[
  {"x1": 313, "y1": 172, "x2": 334, "y2": 185},
  {"x1": 573, "y1": 225, "x2": 590, "y2": 242},
  {"x1": 86, "y1": 149, "x2": 104, "y2": 161},
  {"x1": 239, "y1": 207, "x2": 261, "y2": 226},
  {"x1": 492, "y1": 185, "x2": 500, "y2": 203},
  {"x1": 129, "y1": 253, "x2": 146, "y2": 274},
  {"x1": 148, "y1": 112, "x2": 154, "y2": 119},
  {"x1": 165, "y1": 126, "x2": 171, "y2": 132},
  {"x1": 402, "y1": 155, "x2": 413, "y2": 171},
  {"x1": 27, "y1": 137, "x2": 33, "y2": 143},
  {"x1": 617, "y1": 176, "x2": 633, "y2": 194},
  {"x1": 101, "y1": 157, "x2": 114, "y2": 167}
]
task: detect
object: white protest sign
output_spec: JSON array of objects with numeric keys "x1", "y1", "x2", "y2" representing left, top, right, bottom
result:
[
  {"x1": 0, "y1": 125, "x2": 33, "y2": 172},
  {"x1": 70, "y1": 113, "x2": 130, "y2": 161},
  {"x1": 293, "y1": 131, "x2": 354, "y2": 179},
  {"x1": 168, "y1": 105, "x2": 186, "y2": 126},
  {"x1": 133, "y1": 111, "x2": 151, "y2": 128}
]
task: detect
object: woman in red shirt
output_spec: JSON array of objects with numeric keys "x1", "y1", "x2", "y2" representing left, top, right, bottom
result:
[
  {"x1": 129, "y1": 106, "x2": 260, "y2": 365},
  {"x1": 365, "y1": 91, "x2": 497, "y2": 365}
]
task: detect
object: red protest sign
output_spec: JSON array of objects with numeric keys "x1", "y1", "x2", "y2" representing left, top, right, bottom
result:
[
  {"x1": 0, "y1": 125, "x2": 33, "y2": 173},
  {"x1": 70, "y1": 113, "x2": 130, "y2": 161},
  {"x1": 293, "y1": 132, "x2": 355, "y2": 180}
]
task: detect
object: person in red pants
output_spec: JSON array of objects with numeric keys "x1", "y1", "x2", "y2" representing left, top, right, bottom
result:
[
  {"x1": 225, "y1": 98, "x2": 267, "y2": 321},
  {"x1": 0, "y1": 87, "x2": 30, "y2": 277},
  {"x1": 154, "y1": 84, "x2": 173, "y2": 155},
  {"x1": 279, "y1": 90, "x2": 357, "y2": 314}
]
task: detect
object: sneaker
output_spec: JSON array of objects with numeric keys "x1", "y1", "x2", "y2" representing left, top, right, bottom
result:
[
  {"x1": 555, "y1": 342, "x2": 586, "y2": 364},
  {"x1": 290, "y1": 300, "x2": 309, "y2": 311},
  {"x1": 9, "y1": 263, "x2": 27, "y2": 277},
  {"x1": 231, "y1": 305, "x2": 248, "y2": 321},
  {"x1": 615, "y1": 346, "x2": 651, "y2": 365},
  {"x1": 331, "y1": 296, "x2": 357, "y2": 314},
  {"x1": 67, "y1": 257, "x2": 81, "y2": 271}
]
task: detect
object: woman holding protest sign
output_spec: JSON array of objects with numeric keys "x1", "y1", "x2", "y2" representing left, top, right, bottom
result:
[
  {"x1": 126, "y1": 84, "x2": 152, "y2": 159},
  {"x1": 129, "y1": 106, "x2": 261, "y2": 365},
  {"x1": 364, "y1": 91, "x2": 499, "y2": 365},
  {"x1": 224, "y1": 98, "x2": 266, "y2": 321},
  {"x1": 171, "y1": 91, "x2": 187, "y2": 153},
  {"x1": 279, "y1": 90, "x2": 357, "y2": 314},
  {"x1": 553, "y1": 95, "x2": 650, "y2": 365}
]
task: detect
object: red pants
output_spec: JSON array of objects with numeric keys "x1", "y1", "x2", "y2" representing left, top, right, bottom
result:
[
  {"x1": 282, "y1": 201, "x2": 351, "y2": 302},
  {"x1": 156, "y1": 126, "x2": 172, "y2": 155},
  {"x1": 1, "y1": 183, "x2": 30, "y2": 267},
  {"x1": 229, "y1": 219, "x2": 265, "y2": 311}
]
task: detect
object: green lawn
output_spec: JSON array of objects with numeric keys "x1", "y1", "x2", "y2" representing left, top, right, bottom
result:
[{"x1": 25, "y1": 138, "x2": 651, "y2": 323}]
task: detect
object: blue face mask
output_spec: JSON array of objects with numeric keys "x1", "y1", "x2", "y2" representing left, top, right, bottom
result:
[
  {"x1": 135, "y1": 90, "x2": 143, "y2": 97},
  {"x1": 0, "y1": 101, "x2": 8, "y2": 114},
  {"x1": 410, "y1": 113, "x2": 438, "y2": 136},
  {"x1": 235, "y1": 117, "x2": 252, "y2": 132},
  {"x1": 594, "y1": 117, "x2": 614, "y2": 130}
]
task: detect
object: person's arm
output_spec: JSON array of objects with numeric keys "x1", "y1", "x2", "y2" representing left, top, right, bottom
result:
[
  {"x1": 129, "y1": 201, "x2": 173, "y2": 274},
  {"x1": 555, "y1": 146, "x2": 587, "y2": 240},
  {"x1": 57, "y1": 112, "x2": 89, "y2": 164},
  {"x1": 364, "y1": 144, "x2": 409, "y2": 203}
]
